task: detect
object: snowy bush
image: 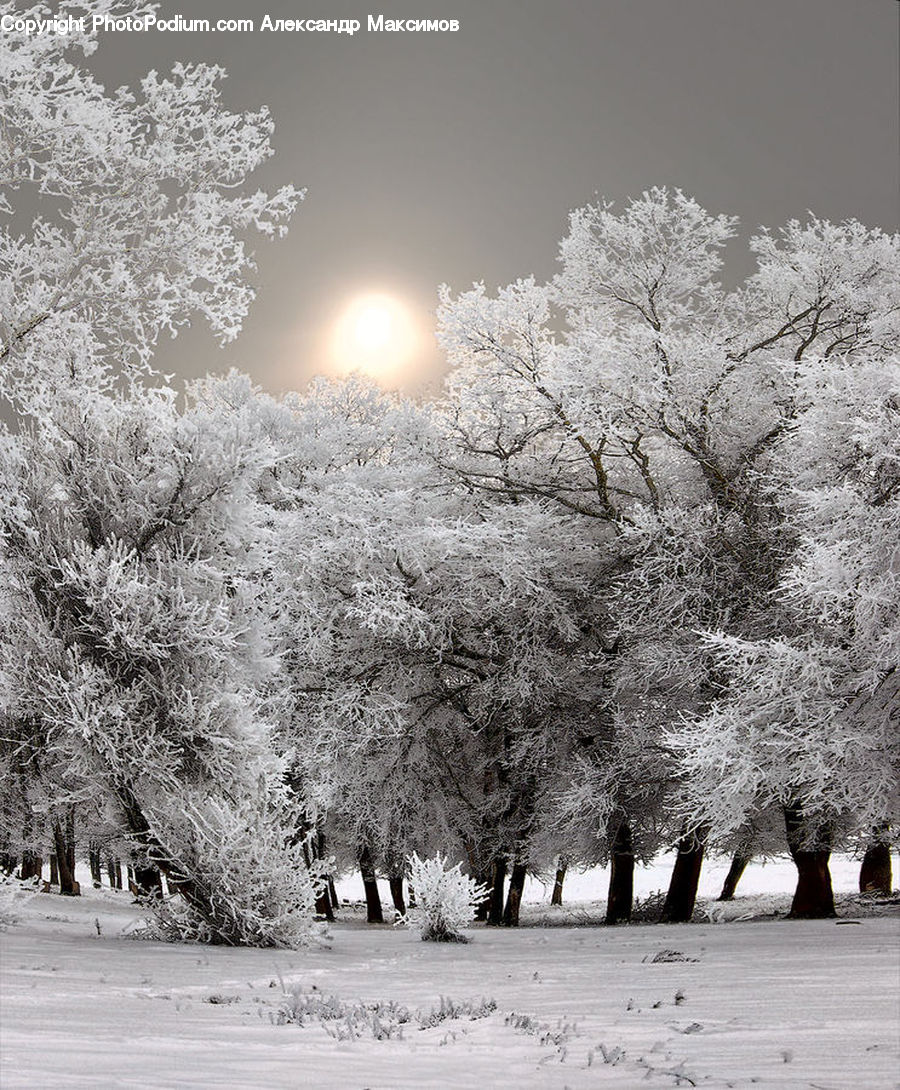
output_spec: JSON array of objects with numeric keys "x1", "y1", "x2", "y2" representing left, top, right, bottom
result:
[
  {"x1": 135, "y1": 790, "x2": 326, "y2": 949},
  {"x1": 403, "y1": 852, "x2": 488, "y2": 942},
  {"x1": 0, "y1": 872, "x2": 39, "y2": 930},
  {"x1": 274, "y1": 991, "x2": 413, "y2": 1039},
  {"x1": 274, "y1": 988, "x2": 496, "y2": 1039},
  {"x1": 630, "y1": 890, "x2": 667, "y2": 923}
]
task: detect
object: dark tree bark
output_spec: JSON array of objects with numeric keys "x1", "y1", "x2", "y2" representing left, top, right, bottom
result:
[
  {"x1": 52, "y1": 814, "x2": 79, "y2": 896},
  {"x1": 502, "y1": 861, "x2": 527, "y2": 926},
  {"x1": 88, "y1": 842, "x2": 103, "y2": 888},
  {"x1": 487, "y1": 857, "x2": 507, "y2": 926},
  {"x1": 132, "y1": 864, "x2": 162, "y2": 897},
  {"x1": 314, "y1": 884, "x2": 334, "y2": 921},
  {"x1": 106, "y1": 858, "x2": 123, "y2": 890},
  {"x1": 389, "y1": 873, "x2": 406, "y2": 917},
  {"x1": 328, "y1": 876, "x2": 339, "y2": 912},
  {"x1": 20, "y1": 850, "x2": 42, "y2": 882},
  {"x1": 359, "y1": 844, "x2": 384, "y2": 923},
  {"x1": 605, "y1": 819, "x2": 634, "y2": 925},
  {"x1": 317, "y1": 829, "x2": 336, "y2": 919},
  {"x1": 0, "y1": 852, "x2": 17, "y2": 875},
  {"x1": 784, "y1": 804, "x2": 836, "y2": 918},
  {"x1": 313, "y1": 883, "x2": 333, "y2": 919},
  {"x1": 551, "y1": 857, "x2": 567, "y2": 906},
  {"x1": 859, "y1": 840, "x2": 892, "y2": 894},
  {"x1": 718, "y1": 852, "x2": 751, "y2": 901},
  {"x1": 49, "y1": 853, "x2": 59, "y2": 886},
  {"x1": 660, "y1": 828, "x2": 705, "y2": 923},
  {"x1": 19, "y1": 850, "x2": 42, "y2": 882},
  {"x1": 302, "y1": 828, "x2": 334, "y2": 921}
]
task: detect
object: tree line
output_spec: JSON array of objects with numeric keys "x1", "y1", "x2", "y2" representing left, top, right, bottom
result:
[{"x1": 0, "y1": 2, "x2": 896, "y2": 945}]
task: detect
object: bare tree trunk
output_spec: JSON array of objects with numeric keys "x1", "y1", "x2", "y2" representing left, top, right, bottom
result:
[
  {"x1": 49, "y1": 853, "x2": 59, "y2": 886},
  {"x1": 19, "y1": 850, "x2": 42, "y2": 882},
  {"x1": 502, "y1": 861, "x2": 527, "y2": 926},
  {"x1": 784, "y1": 804, "x2": 836, "y2": 919},
  {"x1": 359, "y1": 844, "x2": 384, "y2": 923},
  {"x1": 718, "y1": 851, "x2": 751, "y2": 901},
  {"x1": 660, "y1": 827, "x2": 705, "y2": 923},
  {"x1": 487, "y1": 857, "x2": 506, "y2": 926},
  {"x1": 65, "y1": 808, "x2": 76, "y2": 878},
  {"x1": 106, "y1": 858, "x2": 123, "y2": 890},
  {"x1": 314, "y1": 828, "x2": 335, "y2": 920},
  {"x1": 389, "y1": 873, "x2": 406, "y2": 917},
  {"x1": 605, "y1": 819, "x2": 634, "y2": 925},
  {"x1": 328, "y1": 876, "x2": 339, "y2": 912},
  {"x1": 88, "y1": 841, "x2": 103, "y2": 888},
  {"x1": 132, "y1": 864, "x2": 162, "y2": 897},
  {"x1": 0, "y1": 852, "x2": 17, "y2": 875},
  {"x1": 551, "y1": 857, "x2": 567, "y2": 906},
  {"x1": 314, "y1": 883, "x2": 334, "y2": 920},
  {"x1": 303, "y1": 832, "x2": 334, "y2": 921},
  {"x1": 859, "y1": 839, "x2": 892, "y2": 894},
  {"x1": 52, "y1": 814, "x2": 79, "y2": 896}
]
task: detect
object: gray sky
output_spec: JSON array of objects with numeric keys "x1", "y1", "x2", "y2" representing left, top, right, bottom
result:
[{"x1": 89, "y1": 0, "x2": 899, "y2": 395}]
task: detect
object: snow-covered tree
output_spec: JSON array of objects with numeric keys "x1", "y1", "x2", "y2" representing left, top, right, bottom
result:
[
  {"x1": 668, "y1": 351, "x2": 900, "y2": 914},
  {"x1": 214, "y1": 374, "x2": 602, "y2": 926},
  {"x1": 0, "y1": 10, "x2": 316, "y2": 942},
  {"x1": 0, "y1": 0, "x2": 300, "y2": 406},
  {"x1": 435, "y1": 192, "x2": 741, "y2": 920},
  {"x1": 0, "y1": 381, "x2": 321, "y2": 944},
  {"x1": 437, "y1": 188, "x2": 900, "y2": 919}
]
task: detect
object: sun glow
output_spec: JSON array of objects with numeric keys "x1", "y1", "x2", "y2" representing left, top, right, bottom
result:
[{"x1": 330, "y1": 291, "x2": 421, "y2": 384}]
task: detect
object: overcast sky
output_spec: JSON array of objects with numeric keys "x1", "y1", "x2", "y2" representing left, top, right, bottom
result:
[{"x1": 88, "y1": 0, "x2": 899, "y2": 396}]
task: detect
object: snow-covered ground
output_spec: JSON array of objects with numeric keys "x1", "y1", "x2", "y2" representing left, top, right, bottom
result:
[{"x1": 2, "y1": 858, "x2": 898, "y2": 1090}]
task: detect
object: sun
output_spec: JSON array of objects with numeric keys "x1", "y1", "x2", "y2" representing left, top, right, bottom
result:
[
  {"x1": 352, "y1": 300, "x2": 394, "y2": 351},
  {"x1": 330, "y1": 291, "x2": 420, "y2": 383}
]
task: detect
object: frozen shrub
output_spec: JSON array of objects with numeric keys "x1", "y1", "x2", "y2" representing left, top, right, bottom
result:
[
  {"x1": 274, "y1": 990, "x2": 413, "y2": 1039},
  {"x1": 418, "y1": 995, "x2": 497, "y2": 1026},
  {"x1": 404, "y1": 852, "x2": 488, "y2": 942},
  {"x1": 274, "y1": 988, "x2": 496, "y2": 1038},
  {"x1": 631, "y1": 890, "x2": 667, "y2": 923},
  {"x1": 131, "y1": 790, "x2": 327, "y2": 949}
]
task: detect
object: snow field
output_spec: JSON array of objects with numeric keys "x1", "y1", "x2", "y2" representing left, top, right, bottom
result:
[{"x1": 1, "y1": 880, "x2": 897, "y2": 1090}]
